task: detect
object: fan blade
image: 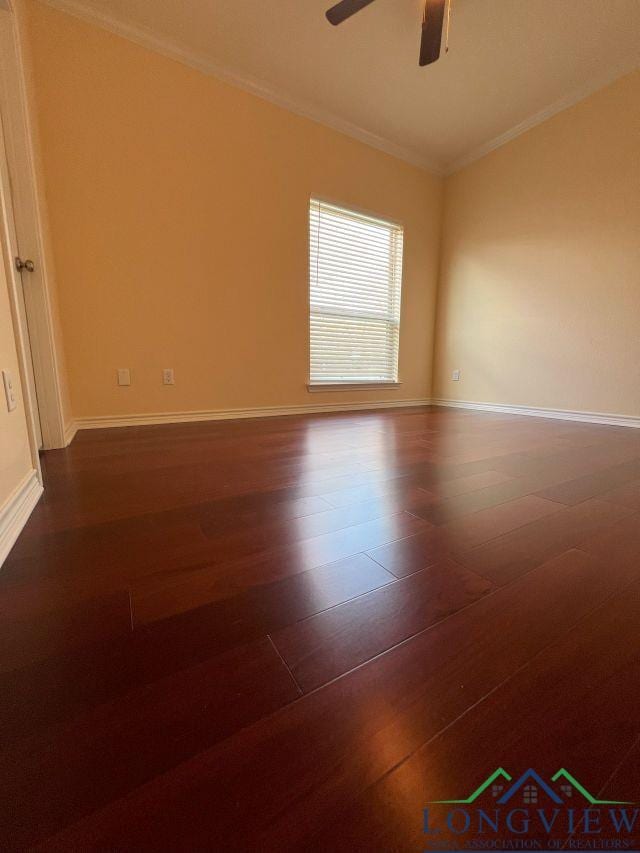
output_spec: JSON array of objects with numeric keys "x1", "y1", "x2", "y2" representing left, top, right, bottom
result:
[
  {"x1": 419, "y1": 0, "x2": 446, "y2": 66},
  {"x1": 326, "y1": 0, "x2": 377, "y2": 26}
]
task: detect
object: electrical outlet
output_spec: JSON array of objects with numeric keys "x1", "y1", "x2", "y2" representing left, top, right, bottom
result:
[
  {"x1": 452, "y1": 369, "x2": 461, "y2": 381},
  {"x1": 162, "y1": 368, "x2": 175, "y2": 385},
  {"x1": 117, "y1": 368, "x2": 131, "y2": 386},
  {"x1": 2, "y1": 369, "x2": 17, "y2": 412}
]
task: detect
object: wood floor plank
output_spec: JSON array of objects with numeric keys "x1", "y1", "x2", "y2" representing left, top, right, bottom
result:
[
  {"x1": 132, "y1": 551, "x2": 395, "y2": 626},
  {"x1": 410, "y1": 469, "x2": 572, "y2": 526},
  {"x1": 425, "y1": 468, "x2": 512, "y2": 497},
  {"x1": 304, "y1": 574, "x2": 640, "y2": 852},
  {"x1": 599, "y1": 478, "x2": 640, "y2": 511},
  {"x1": 270, "y1": 558, "x2": 493, "y2": 692},
  {"x1": 0, "y1": 590, "x2": 132, "y2": 673},
  {"x1": 439, "y1": 493, "x2": 562, "y2": 549},
  {"x1": 456, "y1": 498, "x2": 632, "y2": 585},
  {"x1": 320, "y1": 478, "x2": 428, "y2": 509},
  {"x1": 36, "y1": 547, "x2": 640, "y2": 851},
  {"x1": 598, "y1": 736, "x2": 640, "y2": 808},
  {"x1": 577, "y1": 511, "x2": 640, "y2": 568},
  {"x1": 3, "y1": 408, "x2": 640, "y2": 849},
  {"x1": 198, "y1": 490, "x2": 431, "y2": 558},
  {"x1": 535, "y1": 458, "x2": 640, "y2": 506},
  {"x1": 365, "y1": 526, "x2": 450, "y2": 578},
  {"x1": 366, "y1": 494, "x2": 563, "y2": 577},
  {"x1": 0, "y1": 637, "x2": 300, "y2": 848},
  {"x1": 127, "y1": 510, "x2": 430, "y2": 612},
  {"x1": 1, "y1": 515, "x2": 211, "y2": 584}
]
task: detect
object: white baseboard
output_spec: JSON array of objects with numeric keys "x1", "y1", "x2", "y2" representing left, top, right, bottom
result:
[
  {"x1": 63, "y1": 419, "x2": 78, "y2": 446},
  {"x1": 61, "y1": 397, "x2": 640, "y2": 438},
  {"x1": 432, "y1": 398, "x2": 640, "y2": 429},
  {"x1": 71, "y1": 398, "x2": 432, "y2": 432},
  {"x1": 0, "y1": 470, "x2": 43, "y2": 567}
]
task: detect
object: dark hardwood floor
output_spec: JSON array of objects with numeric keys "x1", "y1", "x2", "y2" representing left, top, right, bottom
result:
[{"x1": 2, "y1": 405, "x2": 640, "y2": 850}]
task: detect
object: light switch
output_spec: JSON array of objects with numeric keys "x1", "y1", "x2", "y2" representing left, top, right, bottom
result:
[
  {"x1": 452, "y1": 369, "x2": 461, "y2": 381},
  {"x1": 117, "y1": 368, "x2": 131, "y2": 386},
  {"x1": 2, "y1": 369, "x2": 17, "y2": 412},
  {"x1": 162, "y1": 368, "x2": 175, "y2": 385}
]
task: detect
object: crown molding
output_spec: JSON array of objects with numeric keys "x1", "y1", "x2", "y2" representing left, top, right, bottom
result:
[
  {"x1": 31, "y1": 0, "x2": 640, "y2": 181},
  {"x1": 39, "y1": 0, "x2": 444, "y2": 176},
  {"x1": 444, "y1": 60, "x2": 640, "y2": 175}
]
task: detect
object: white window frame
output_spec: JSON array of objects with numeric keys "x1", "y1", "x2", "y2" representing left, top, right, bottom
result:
[{"x1": 307, "y1": 197, "x2": 404, "y2": 390}]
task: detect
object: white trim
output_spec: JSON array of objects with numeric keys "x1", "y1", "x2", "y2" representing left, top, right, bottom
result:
[
  {"x1": 444, "y1": 61, "x2": 640, "y2": 175},
  {"x1": 73, "y1": 398, "x2": 432, "y2": 431},
  {"x1": 307, "y1": 381, "x2": 402, "y2": 392},
  {"x1": 432, "y1": 399, "x2": 640, "y2": 430},
  {"x1": 0, "y1": 118, "x2": 42, "y2": 473},
  {"x1": 63, "y1": 419, "x2": 77, "y2": 445},
  {"x1": 0, "y1": 10, "x2": 68, "y2": 449},
  {"x1": 0, "y1": 469, "x2": 42, "y2": 566},
  {"x1": 55, "y1": 397, "x2": 640, "y2": 437},
  {"x1": 37, "y1": 0, "x2": 640, "y2": 180},
  {"x1": 40, "y1": 0, "x2": 442, "y2": 175}
]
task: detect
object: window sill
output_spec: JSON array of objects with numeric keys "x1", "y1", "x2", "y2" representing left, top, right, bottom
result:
[{"x1": 307, "y1": 381, "x2": 402, "y2": 393}]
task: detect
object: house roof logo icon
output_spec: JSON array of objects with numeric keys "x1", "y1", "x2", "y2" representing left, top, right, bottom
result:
[
  {"x1": 497, "y1": 769, "x2": 562, "y2": 804},
  {"x1": 428, "y1": 767, "x2": 633, "y2": 806}
]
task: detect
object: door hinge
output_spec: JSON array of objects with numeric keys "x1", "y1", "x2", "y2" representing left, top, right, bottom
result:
[{"x1": 15, "y1": 256, "x2": 35, "y2": 273}]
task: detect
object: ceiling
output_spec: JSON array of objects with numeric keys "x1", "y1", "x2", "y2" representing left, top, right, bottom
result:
[{"x1": 47, "y1": 0, "x2": 640, "y2": 173}]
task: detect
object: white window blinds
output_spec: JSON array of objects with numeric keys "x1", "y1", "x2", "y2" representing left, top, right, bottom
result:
[{"x1": 309, "y1": 198, "x2": 403, "y2": 384}]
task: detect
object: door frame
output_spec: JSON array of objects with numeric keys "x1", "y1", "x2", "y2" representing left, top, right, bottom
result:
[
  {"x1": 0, "y1": 119, "x2": 41, "y2": 481},
  {"x1": 0, "y1": 110, "x2": 42, "y2": 453},
  {"x1": 0, "y1": 2, "x2": 68, "y2": 450}
]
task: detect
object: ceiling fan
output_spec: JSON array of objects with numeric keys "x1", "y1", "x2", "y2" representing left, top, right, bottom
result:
[{"x1": 326, "y1": 0, "x2": 452, "y2": 66}]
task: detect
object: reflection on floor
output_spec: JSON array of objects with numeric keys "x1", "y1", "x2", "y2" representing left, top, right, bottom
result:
[{"x1": 2, "y1": 405, "x2": 640, "y2": 849}]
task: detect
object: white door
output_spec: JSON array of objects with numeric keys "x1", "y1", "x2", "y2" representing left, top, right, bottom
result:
[{"x1": 0, "y1": 110, "x2": 42, "y2": 448}]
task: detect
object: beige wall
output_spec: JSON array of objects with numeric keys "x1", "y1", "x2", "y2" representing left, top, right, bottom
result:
[
  {"x1": 20, "y1": 3, "x2": 640, "y2": 424},
  {"x1": 434, "y1": 71, "x2": 640, "y2": 417},
  {"x1": 0, "y1": 229, "x2": 34, "y2": 508},
  {"x1": 23, "y1": 0, "x2": 443, "y2": 419}
]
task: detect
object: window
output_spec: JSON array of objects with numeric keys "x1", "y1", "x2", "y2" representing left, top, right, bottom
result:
[
  {"x1": 523, "y1": 786, "x2": 538, "y2": 805},
  {"x1": 309, "y1": 198, "x2": 403, "y2": 385}
]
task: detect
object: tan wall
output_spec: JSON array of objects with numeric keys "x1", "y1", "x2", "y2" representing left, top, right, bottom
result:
[
  {"x1": 0, "y1": 230, "x2": 34, "y2": 508},
  {"x1": 434, "y1": 71, "x2": 640, "y2": 417},
  {"x1": 23, "y1": 0, "x2": 443, "y2": 419},
  {"x1": 21, "y1": 3, "x2": 639, "y2": 424}
]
